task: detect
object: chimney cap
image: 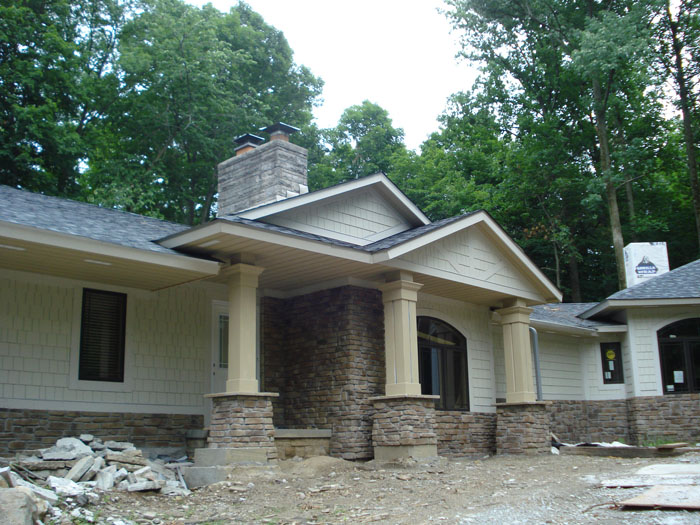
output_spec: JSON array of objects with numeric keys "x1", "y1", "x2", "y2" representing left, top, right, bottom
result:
[
  {"x1": 234, "y1": 133, "x2": 265, "y2": 146},
  {"x1": 260, "y1": 122, "x2": 300, "y2": 136}
]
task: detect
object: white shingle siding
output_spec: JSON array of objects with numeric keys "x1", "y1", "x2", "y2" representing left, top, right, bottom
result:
[
  {"x1": 535, "y1": 334, "x2": 585, "y2": 400},
  {"x1": 0, "y1": 270, "x2": 217, "y2": 415},
  {"x1": 417, "y1": 295, "x2": 496, "y2": 413},
  {"x1": 263, "y1": 188, "x2": 411, "y2": 244}
]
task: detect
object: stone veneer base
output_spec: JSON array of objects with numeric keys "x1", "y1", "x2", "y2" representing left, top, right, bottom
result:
[
  {"x1": 0, "y1": 408, "x2": 203, "y2": 455},
  {"x1": 371, "y1": 396, "x2": 438, "y2": 459},
  {"x1": 207, "y1": 393, "x2": 278, "y2": 461},
  {"x1": 496, "y1": 402, "x2": 550, "y2": 455}
]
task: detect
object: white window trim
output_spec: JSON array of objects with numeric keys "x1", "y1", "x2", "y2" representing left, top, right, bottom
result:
[{"x1": 69, "y1": 287, "x2": 134, "y2": 392}]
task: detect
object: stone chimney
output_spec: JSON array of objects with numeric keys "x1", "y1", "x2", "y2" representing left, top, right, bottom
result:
[{"x1": 217, "y1": 123, "x2": 309, "y2": 216}]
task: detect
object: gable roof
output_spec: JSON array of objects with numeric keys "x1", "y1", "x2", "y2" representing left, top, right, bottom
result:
[
  {"x1": 531, "y1": 303, "x2": 626, "y2": 334},
  {"x1": 0, "y1": 185, "x2": 188, "y2": 256},
  {"x1": 581, "y1": 258, "x2": 700, "y2": 318},
  {"x1": 233, "y1": 173, "x2": 430, "y2": 227}
]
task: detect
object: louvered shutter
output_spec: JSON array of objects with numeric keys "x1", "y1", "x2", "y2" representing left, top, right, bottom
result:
[{"x1": 79, "y1": 289, "x2": 126, "y2": 382}]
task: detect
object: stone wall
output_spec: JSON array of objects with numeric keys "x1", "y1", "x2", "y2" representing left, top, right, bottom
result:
[
  {"x1": 0, "y1": 408, "x2": 202, "y2": 455},
  {"x1": 628, "y1": 393, "x2": 700, "y2": 445},
  {"x1": 207, "y1": 395, "x2": 277, "y2": 460},
  {"x1": 548, "y1": 400, "x2": 629, "y2": 444},
  {"x1": 434, "y1": 411, "x2": 496, "y2": 456},
  {"x1": 261, "y1": 286, "x2": 385, "y2": 460},
  {"x1": 496, "y1": 404, "x2": 550, "y2": 455}
]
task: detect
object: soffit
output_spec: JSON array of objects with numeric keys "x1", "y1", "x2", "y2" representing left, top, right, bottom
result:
[{"x1": 0, "y1": 234, "x2": 218, "y2": 291}]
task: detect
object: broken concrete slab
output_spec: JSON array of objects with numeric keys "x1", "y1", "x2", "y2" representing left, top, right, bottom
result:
[
  {"x1": 104, "y1": 441, "x2": 135, "y2": 451},
  {"x1": 42, "y1": 437, "x2": 93, "y2": 460},
  {"x1": 601, "y1": 476, "x2": 700, "y2": 488},
  {"x1": 621, "y1": 485, "x2": 700, "y2": 510},
  {"x1": 127, "y1": 480, "x2": 163, "y2": 492},
  {"x1": 560, "y1": 445, "x2": 684, "y2": 458},
  {"x1": 95, "y1": 468, "x2": 115, "y2": 491},
  {"x1": 48, "y1": 475, "x2": 88, "y2": 497},
  {"x1": 0, "y1": 466, "x2": 14, "y2": 488},
  {"x1": 79, "y1": 434, "x2": 94, "y2": 443},
  {"x1": 11, "y1": 473, "x2": 59, "y2": 505},
  {"x1": 64, "y1": 455, "x2": 94, "y2": 482},
  {"x1": 82, "y1": 456, "x2": 105, "y2": 482},
  {"x1": 105, "y1": 453, "x2": 147, "y2": 467},
  {"x1": 0, "y1": 487, "x2": 40, "y2": 525}
]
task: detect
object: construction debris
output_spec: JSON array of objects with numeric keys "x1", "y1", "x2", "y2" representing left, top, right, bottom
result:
[{"x1": 0, "y1": 434, "x2": 191, "y2": 523}]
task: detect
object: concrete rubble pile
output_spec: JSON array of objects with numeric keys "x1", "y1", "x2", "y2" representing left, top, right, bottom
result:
[{"x1": 0, "y1": 434, "x2": 190, "y2": 524}]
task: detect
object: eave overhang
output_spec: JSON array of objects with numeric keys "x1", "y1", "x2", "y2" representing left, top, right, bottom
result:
[{"x1": 581, "y1": 298, "x2": 700, "y2": 319}]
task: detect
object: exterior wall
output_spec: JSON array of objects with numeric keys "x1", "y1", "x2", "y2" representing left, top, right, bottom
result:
[
  {"x1": 625, "y1": 306, "x2": 700, "y2": 397},
  {"x1": 399, "y1": 226, "x2": 541, "y2": 298},
  {"x1": 536, "y1": 334, "x2": 585, "y2": 400},
  {"x1": 0, "y1": 407, "x2": 203, "y2": 454},
  {"x1": 434, "y1": 412, "x2": 496, "y2": 456},
  {"x1": 579, "y1": 336, "x2": 627, "y2": 401},
  {"x1": 417, "y1": 294, "x2": 497, "y2": 413},
  {"x1": 261, "y1": 286, "x2": 385, "y2": 460},
  {"x1": 0, "y1": 270, "x2": 216, "y2": 424},
  {"x1": 265, "y1": 188, "x2": 411, "y2": 245}
]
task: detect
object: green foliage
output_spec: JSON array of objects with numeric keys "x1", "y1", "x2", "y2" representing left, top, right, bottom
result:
[{"x1": 308, "y1": 100, "x2": 407, "y2": 190}]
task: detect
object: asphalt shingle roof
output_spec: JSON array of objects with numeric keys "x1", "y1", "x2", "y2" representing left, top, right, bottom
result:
[
  {"x1": 219, "y1": 212, "x2": 479, "y2": 253},
  {"x1": 0, "y1": 185, "x2": 189, "y2": 256},
  {"x1": 531, "y1": 303, "x2": 618, "y2": 330},
  {"x1": 606, "y1": 259, "x2": 700, "y2": 301}
]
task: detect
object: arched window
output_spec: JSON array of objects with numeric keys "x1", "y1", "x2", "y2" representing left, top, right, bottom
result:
[
  {"x1": 657, "y1": 318, "x2": 700, "y2": 394},
  {"x1": 417, "y1": 317, "x2": 469, "y2": 410}
]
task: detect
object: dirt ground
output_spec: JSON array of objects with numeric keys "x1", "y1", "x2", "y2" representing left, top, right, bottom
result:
[{"x1": 63, "y1": 452, "x2": 700, "y2": 525}]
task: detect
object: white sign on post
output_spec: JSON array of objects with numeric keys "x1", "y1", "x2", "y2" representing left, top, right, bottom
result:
[{"x1": 623, "y1": 242, "x2": 670, "y2": 288}]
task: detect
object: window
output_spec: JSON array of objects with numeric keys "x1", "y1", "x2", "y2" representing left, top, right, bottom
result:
[
  {"x1": 417, "y1": 317, "x2": 469, "y2": 410},
  {"x1": 657, "y1": 318, "x2": 700, "y2": 394},
  {"x1": 79, "y1": 288, "x2": 126, "y2": 382},
  {"x1": 600, "y1": 342, "x2": 624, "y2": 384},
  {"x1": 219, "y1": 313, "x2": 229, "y2": 368}
]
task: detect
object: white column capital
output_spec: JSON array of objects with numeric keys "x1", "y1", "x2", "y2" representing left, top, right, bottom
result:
[{"x1": 379, "y1": 280, "x2": 423, "y2": 303}]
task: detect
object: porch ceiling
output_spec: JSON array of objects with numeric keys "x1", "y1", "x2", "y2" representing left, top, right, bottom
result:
[{"x1": 181, "y1": 231, "x2": 522, "y2": 306}]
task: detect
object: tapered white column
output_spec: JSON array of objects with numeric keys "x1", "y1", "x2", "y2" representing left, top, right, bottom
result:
[
  {"x1": 379, "y1": 279, "x2": 423, "y2": 396},
  {"x1": 226, "y1": 264, "x2": 264, "y2": 393},
  {"x1": 496, "y1": 299, "x2": 536, "y2": 403}
]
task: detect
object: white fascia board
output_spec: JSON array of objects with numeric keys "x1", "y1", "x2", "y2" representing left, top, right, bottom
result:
[
  {"x1": 0, "y1": 221, "x2": 220, "y2": 275},
  {"x1": 530, "y1": 319, "x2": 598, "y2": 337},
  {"x1": 581, "y1": 298, "x2": 700, "y2": 318},
  {"x1": 237, "y1": 173, "x2": 430, "y2": 225},
  {"x1": 160, "y1": 219, "x2": 373, "y2": 264},
  {"x1": 375, "y1": 212, "x2": 562, "y2": 302},
  {"x1": 595, "y1": 324, "x2": 628, "y2": 333}
]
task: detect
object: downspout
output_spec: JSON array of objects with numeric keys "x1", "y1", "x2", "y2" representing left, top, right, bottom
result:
[{"x1": 529, "y1": 326, "x2": 543, "y2": 401}]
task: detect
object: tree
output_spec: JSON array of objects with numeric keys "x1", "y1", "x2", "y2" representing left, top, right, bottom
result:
[
  {"x1": 308, "y1": 100, "x2": 407, "y2": 190},
  {"x1": 0, "y1": 0, "x2": 133, "y2": 197},
  {"x1": 654, "y1": 0, "x2": 700, "y2": 253},
  {"x1": 85, "y1": 0, "x2": 322, "y2": 224}
]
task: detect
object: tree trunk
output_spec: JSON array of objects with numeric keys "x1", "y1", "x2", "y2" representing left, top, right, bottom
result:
[
  {"x1": 568, "y1": 254, "x2": 582, "y2": 303},
  {"x1": 667, "y1": 0, "x2": 700, "y2": 253},
  {"x1": 592, "y1": 75, "x2": 627, "y2": 290}
]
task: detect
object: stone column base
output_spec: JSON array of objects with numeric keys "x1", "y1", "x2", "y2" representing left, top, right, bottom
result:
[
  {"x1": 496, "y1": 402, "x2": 550, "y2": 455},
  {"x1": 370, "y1": 395, "x2": 439, "y2": 460},
  {"x1": 205, "y1": 392, "x2": 279, "y2": 461}
]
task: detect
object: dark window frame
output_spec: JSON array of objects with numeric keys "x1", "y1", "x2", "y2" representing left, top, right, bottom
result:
[
  {"x1": 417, "y1": 316, "x2": 469, "y2": 411},
  {"x1": 78, "y1": 288, "x2": 127, "y2": 383},
  {"x1": 600, "y1": 342, "x2": 624, "y2": 384},
  {"x1": 657, "y1": 318, "x2": 700, "y2": 395}
]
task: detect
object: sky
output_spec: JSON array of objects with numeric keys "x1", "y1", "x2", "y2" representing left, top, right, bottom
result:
[{"x1": 190, "y1": 0, "x2": 479, "y2": 150}]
